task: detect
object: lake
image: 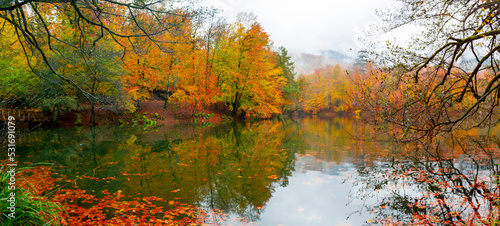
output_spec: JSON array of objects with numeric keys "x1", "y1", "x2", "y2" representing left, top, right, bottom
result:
[{"x1": 15, "y1": 116, "x2": 500, "y2": 225}]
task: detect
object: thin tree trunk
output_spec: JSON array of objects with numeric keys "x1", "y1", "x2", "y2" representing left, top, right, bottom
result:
[
  {"x1": 90, "y1": 105, "x2": 95, "y2": 126},
  {"x1": 164, "y1": 69, "x2": 172, "y2": 110},
  {"x1": 232, "y1": 92, "x2": 240, "y2": 117}
]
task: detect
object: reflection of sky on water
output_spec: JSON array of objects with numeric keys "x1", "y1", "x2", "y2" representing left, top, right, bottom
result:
[
  {"x1": 19, "y1": 118, "x2": 499, "y2": 224},
  {"x1": 260, "y1": 154, "x2": 495, "y2": 226},
  {"x1": 259, "y1": 154, "x2": 374, "y2": 226}
]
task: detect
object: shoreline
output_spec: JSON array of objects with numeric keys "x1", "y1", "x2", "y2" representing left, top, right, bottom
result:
[{"x1": 3, "y1": 100, "x2": 359, "y2": 130}]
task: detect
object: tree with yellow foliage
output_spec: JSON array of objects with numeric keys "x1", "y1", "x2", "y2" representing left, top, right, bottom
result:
[{"x1": 215, "y1": 14, "x2": 285, "y2": 118}]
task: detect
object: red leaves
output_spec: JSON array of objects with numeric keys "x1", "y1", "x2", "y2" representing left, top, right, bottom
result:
[
  {"x1": 82, "y1": 175, "x2": 100, "y2": 180},
  {"x1": 10, "y1": 123, "x2": 293, "y2": 225},
  {"x1": 17, "y1": 166, "x2": 61, "y2": 195},
  {"x1": 143, "y1": 196, "x2": 165, "y2": 202},
  {"x1": 170, "y1": 189, "x2": 183, "y2": 193},
  {"x1": 12, "y1": 163, "x2": 252, "y2": 225},
  {"x1": 267, "y1": 175, "x2": 279, "y2": 180}
]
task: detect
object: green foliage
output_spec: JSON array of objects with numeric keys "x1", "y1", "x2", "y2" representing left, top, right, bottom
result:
[
  {"x1": 40, "y1": 96, "x2": 79, "y2": 122},
  {"x1": 194, "y1": 121, "x2": 215, "y2": 128},
  {"x1": 129, "y1": 113, "x2": 157, "y2": 128},
  {"x1": 276, "y1": 46, "x2": 303, "y2": 113},
  {"x1": 221, "y1": 115, "x2": 233, "y2": 124},
  {"x1": 40, "y1": 96, "x2": 77, "y2": 111},
  {"x1": 141, "y1": 115, "x2": 157, "y2": 128},
  {"x1": 354, "y1": 50, "x2": 369, "y2": 71},
  {"x1": 0, "y1": 63, "x2": 38, "y2": 106},
  {"x1": 74, "y1": 113, "x2": 83, "y2": 125},
  {"x1": 0, "y1": 165, "x2": 63, "y2": 225},
  {"x1": 194, "y1": 112, "x2": 214, "y2": 119},
  {"x1": 0, "y1": 24, "x2": 40, "y2": 108},
  {"x1": 276, "y1": 46, "x2": 296, "y2": 85}
]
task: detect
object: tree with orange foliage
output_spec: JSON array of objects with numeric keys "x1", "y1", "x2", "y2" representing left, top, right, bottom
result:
[
  {"x1": 168, "y1": 15, "x2": 223, "y2": 114},
  {"x1": 214, "y1": 14, "x2": 285, "y2": 118},
  {"x1": 0, "y1": 0, "x2": 203, "y2": 119},
  {"x1": 300, "y1": 64, "x2": 354, "y2": 114},
  {"x1": 122, "y1": 10, "x2": 195, "y2": 112}
]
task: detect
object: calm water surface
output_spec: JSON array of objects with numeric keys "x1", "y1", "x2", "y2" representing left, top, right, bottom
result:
[{"x1": 17, "y1": 117, "x2": 500, "y2": 225}]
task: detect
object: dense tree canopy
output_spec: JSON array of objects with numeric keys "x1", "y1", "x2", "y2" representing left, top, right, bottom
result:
[
  {"x1": 0, "y1": 1, "x2": 296, "y2": 122},
  {"x1": 0, "y1": 0, "x2": 196, "y2": 94},
  {"x1": 215, "y1": 15, "x2": 285, "y2": 118},
  {"x1": 0, "y1": 0, "x2": 203, "y2": 124}
]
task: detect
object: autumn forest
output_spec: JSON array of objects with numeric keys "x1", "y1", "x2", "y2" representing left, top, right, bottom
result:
[{"x1": 3, "y1": 0, "x2": 500, "y2": 225}]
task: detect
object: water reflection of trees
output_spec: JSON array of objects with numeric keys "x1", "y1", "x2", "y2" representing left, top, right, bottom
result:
[
  {"x1": 104, "y1": 121, "x2": 299, "y2": 221},
  {"x1": 19, "y1": 122, "x2": 298, "y2": 222},
  {"x1": 352, "y1": 134, "x2": 500, "y2": 225},
  {"x1": 18, "y1": 117, "x2": 500, "y2": 223}
]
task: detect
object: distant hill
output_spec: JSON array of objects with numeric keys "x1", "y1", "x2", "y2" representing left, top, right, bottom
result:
[
  {"x1": 319, "y1": 50, "x2": 353, "y2": 63},
  {"x1": 289, "y1": 50, "x2": 353, "y2": 75}
]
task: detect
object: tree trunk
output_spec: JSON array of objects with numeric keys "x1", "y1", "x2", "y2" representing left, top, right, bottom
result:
[
  {"x1": 90, "y1": 104, "x2": 96, "y2": 126},
  {"x1": 231, "y1": 92, "x2": 240, "y2": 117},
  {"x1": 164, "y1": 63, "x2": 173, "y2": 110}
]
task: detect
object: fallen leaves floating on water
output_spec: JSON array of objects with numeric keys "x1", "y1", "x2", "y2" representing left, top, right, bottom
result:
[{"x1": 268, "y1": 175, "x2": 279, "y2": 179}]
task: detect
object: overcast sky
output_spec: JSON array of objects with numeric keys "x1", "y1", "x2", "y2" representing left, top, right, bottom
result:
[{"x1": 204, "y1": 0, "x2": 392, "y2": 55}]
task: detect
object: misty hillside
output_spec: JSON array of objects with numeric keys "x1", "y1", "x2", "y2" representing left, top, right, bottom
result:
[{"x1": 290, "y1": 50, "x2": 353, "y2": 75}]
